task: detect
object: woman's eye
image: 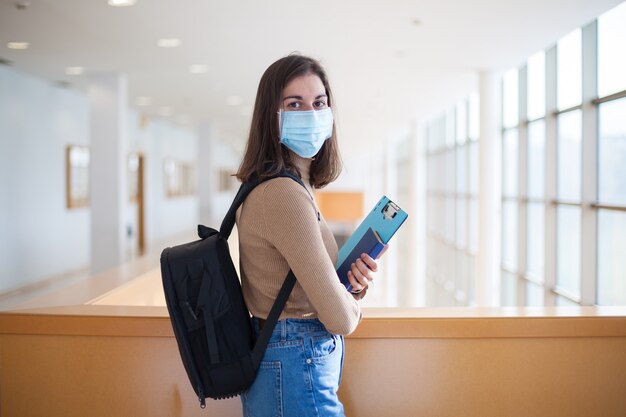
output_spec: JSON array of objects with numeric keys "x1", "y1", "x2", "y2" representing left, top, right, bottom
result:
[
  {"x1": 286, "y1": 101, "x2": 301, "y2": 109},
  {"x1": 314, "y1": 100, "x2": 327, "y2": 108}
]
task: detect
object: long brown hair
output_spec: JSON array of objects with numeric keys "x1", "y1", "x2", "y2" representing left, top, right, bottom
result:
[{"x1": 235, "y1": 54, "x2": 342, "y2": 188}]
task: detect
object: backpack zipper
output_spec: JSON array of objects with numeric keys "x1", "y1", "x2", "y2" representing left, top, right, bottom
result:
[
  {"x1": 184, "y1": 300, "x2": 199, "y2": 321},
  {"x1": 198, "y1": 386, "x2": 206, "y2": 408}
]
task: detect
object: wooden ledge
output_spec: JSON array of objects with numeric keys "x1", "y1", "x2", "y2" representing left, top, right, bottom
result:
[{"x1": 2, "y1": 306, "x2": 626, "y2": 339}]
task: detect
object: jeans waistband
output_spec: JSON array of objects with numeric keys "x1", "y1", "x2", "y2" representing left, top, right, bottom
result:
[{"x1": 253, "y1": 317, "x2": 328, "y2": 337}]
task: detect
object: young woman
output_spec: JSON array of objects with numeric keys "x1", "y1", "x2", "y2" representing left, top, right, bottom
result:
[{"x1": 235, "y1": 54, "x2": 385, "y2": 416}]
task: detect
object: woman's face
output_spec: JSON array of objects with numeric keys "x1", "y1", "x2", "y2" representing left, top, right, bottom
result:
[{"x1": 281, "y1": 73, "x2": 328, "y2": 112}]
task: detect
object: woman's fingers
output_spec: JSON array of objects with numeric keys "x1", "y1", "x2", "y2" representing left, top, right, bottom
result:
[
  {"x1": 348, "y1": 253, "x2": 383, "y2": 293},
  {"x1": 359, "y1": 253, "x2": 378, "y2": 272},
  {"x1": 347, "y1": 270, "x2": 363, "y2": 293},
  {"x1": 351, "y1": 259, "x2": 373, "y2": 286}
]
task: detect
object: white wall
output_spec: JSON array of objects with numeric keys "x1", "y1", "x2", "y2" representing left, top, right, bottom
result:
[
  {"x1": 0, "y1": 65, "x2": 199, "y2": 293},
  {"x1": 0, "y1": 65, "x2": 15, "y2": 287},
  {"x1": 0, "y1": 65, "x2": 90, "y2": 292}
]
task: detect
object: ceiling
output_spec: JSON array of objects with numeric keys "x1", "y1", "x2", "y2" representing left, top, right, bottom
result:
[{"x1": 0, "y1": 0, "x2": 622, "y2": 154}]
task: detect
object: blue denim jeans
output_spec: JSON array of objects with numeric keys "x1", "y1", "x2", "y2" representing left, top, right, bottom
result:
[{"x1": 241, "y1": 318, "x2": 346, "y2": 417}]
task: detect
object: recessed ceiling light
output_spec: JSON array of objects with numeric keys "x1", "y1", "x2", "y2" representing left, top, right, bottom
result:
[
  {"x1": 7, "y1": 42, "x2": 29, "y2": 50},
  {"x1": 157, "y1": 38, "x2": 181, "y2": 48},
  {"x1": 189, "y1": 64, "x2": 208, "y2": 74},
  {"x1": 227, "y1": 95, "x2": 241, "y2": 106},
  {"x1": 135, "y1": 96, "x2": 152, "y2": 106},
  {"x1": 108, "y1": 0, "x2": 136, "y2": 6},
  {"x1": 65, "y1": 66, "x2": 84, "y2": 75}
]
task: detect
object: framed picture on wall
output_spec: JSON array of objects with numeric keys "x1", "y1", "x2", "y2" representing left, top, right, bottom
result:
[
  {"x1": 164, "y1": 159, "x2": 196, "y2": 198},
  {"x1": 65, "y1": 145, "x2": 90, "y2": 209}
]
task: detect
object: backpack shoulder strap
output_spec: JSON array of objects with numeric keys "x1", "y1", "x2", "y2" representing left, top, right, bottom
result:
[
  {"x1": 219, "y1": 171, "x2": 305, "y2": 240},
  {"x1": 218, "y1": 170, "x2": 308, "y2": 367},
  {"x1": 251, "y1": 270, "x2": 296, "y2": 367}
]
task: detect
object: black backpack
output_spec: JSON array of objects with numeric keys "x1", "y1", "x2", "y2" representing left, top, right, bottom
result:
[{"x1": 160, "y1": 172, "x2": 304, "y2": 408}]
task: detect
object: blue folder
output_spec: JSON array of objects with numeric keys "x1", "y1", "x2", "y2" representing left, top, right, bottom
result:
[{"x1": 335, "y1": 196, "x2": 408, "y2": 290}]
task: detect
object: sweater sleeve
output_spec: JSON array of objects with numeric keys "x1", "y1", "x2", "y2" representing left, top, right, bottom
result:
[{"x1": 259, "y1": 178, "x2": 362, "y2": 335}]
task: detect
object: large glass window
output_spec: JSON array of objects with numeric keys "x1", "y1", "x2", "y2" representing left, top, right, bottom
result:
[
  {"x1": 503, "y1": 69, "x2": 519, "y2": 128},
  {"x1": 502, "y1": 201, "x2": 518, "y2": 269},
  {"x1": 526, "y1": 281, "x2": 544, "y2": 306},
  {"x1": 526, "y1": 202, "x2": 545, "y2": 280},
  {"x1": 527, "y1": 120, "x2": 545, "y2": 199},
  {"x1": 501, "y1": 271, "x2": 517, "y2": 306},
  {"x1": 527, "y1": 51, "x2": 546, "y2": 120},
  {"x1": 557, "y1": 29, "x2": 582, "y2": 110},
  {"x1": 557, "y1": 111, "x2": 582, "y2": 201},
  {"x1": 468, "y1": 95, "x2": 479, "y2": 255},
  {"x1": 596, "y1": 94, "x2": 626, "y2": 306},
  {"x1": 494, "y1": 3, "x2": 626, "y2": 308},
  {"x1": 425, "y1": 97, "x2": 479, "y2": 307},
  {"x1": 502, "y1": 129, "x2": 519, "y2": 197},
  {"x1": 501, "y1": 64, "x2": 521, "y2": 306},
  {"x1": 469, "y1": 94, "x2": 480, "y2": 140},
  {"x1": 597, "y1": 210, "x2": 626, "y2": 305},
  {"x1": 499, "y1": 5, "x2": 626, "y2": 307},
  {"x1": 598, "y1": 98, "x2": 626, "y2": 205},
  {"x1": 598, "y1": 2, "x2": 626, "y2": 98},
  {"x1": 556, "y1": 205, "x2": 581, "y2": 299},
  {"x1": 468, "y1": 199, "x2": 478, "y2": 252},
  {"x1": 456, "y1": 197, "x2": 466, "y2": 247}
]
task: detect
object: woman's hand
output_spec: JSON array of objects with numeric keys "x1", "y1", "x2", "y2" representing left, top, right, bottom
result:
[{"x1": 347, "y1": 244, "x2": 389, "y2": 294}]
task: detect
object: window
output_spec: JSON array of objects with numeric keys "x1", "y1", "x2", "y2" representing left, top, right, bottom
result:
[
  {"x1": 502, "y1": 200, "x2": 518, "y2": 269},
  {"x1": 425, "y1": 97, "x2": 479, "y2": 306},
  {"x1": 557, "y1": 111, "x2": 582, "y2": 201},
  {"x1": 527, "y1": 120, "x2": 545, "y2": 199},
  {"x1": 499, "y1": 2, "x2": 626, "y2": 307},
  {"x1": 527, "y1": 51, "x2": 546, "y2": 120},
  {"x1": 501, "y1": 271, "x2": 517, "y2": 306},
  {"x1": 503, "y1": 69, "x2": 519, "y2": 128},
  {"x1": 555, "y1": 109, "x2": 582, "y2": 302},
  {"x1": 557, "y1": 29, "x2": 582, "y2": 110},
  {"x1": 556, "y1": 205, "x2": 581, "y2": 299},
  {"x1": 598, "y1": 98, "x2": 626, "y2": 205},
  {"x1": 502, "y1": 129, "x2": 519, "y2": 198},
  {"x1": 526, "y1": 281, "x2": 544, "y2": 306},
  {"x1": 598, "y1": 2, "x2": 626, "y2": 98},
  {"x1": 526, "y1": 202, "x2": 544, "y2": 279},
  {"x1": 501, "y1": 65, "x2": 521, "y2": 305},
  {"x1": 597, "y1": 210, "x2": 626, "y2": 305},
  {"x1": 596, "y1": 96, "x2": 626, "y2": 305}
]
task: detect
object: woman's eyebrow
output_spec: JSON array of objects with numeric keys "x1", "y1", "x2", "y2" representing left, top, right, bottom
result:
[{"x1": 282, "y1": 94, "x2": 328, "y2": 101}]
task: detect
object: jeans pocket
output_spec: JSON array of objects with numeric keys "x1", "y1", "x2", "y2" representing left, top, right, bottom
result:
[
  {"x1": 242, "y1": 361, "x2": 282, "y2": 417},
  {"x1": 311, "y1": 333, "x2": 337, "y2": 360}
]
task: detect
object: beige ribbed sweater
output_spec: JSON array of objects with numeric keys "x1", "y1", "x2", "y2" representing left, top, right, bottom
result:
[{"x1": 236, "y1": 157, "x2": 362, "y2": 336}]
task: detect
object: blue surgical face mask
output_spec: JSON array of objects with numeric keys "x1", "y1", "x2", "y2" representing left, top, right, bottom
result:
[{"x1": 278, "y1": 108, "x2": 334, "y2": 158}]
